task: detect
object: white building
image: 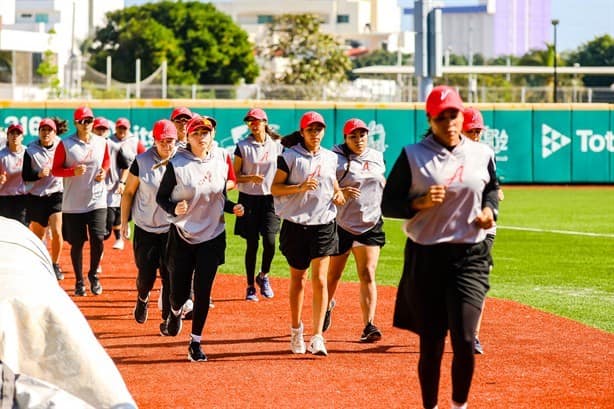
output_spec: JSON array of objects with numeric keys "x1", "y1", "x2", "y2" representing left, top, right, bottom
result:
[
  {"x1": 212, "y1": 0, "x2": 413, "y2": 54},
  {"x1": 0, "y1": 0, "x2": 123, "y2": 99}
]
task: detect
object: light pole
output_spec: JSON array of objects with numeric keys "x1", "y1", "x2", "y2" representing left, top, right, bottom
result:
[{"x1": 551, "y1": 19, "x2": 559, "y2": 102}]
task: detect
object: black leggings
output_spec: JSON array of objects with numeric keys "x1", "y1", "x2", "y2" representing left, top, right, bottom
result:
[
  {"x1": 133, "y1": 226, "x2": 170, "y2": 319},
  {"x1": 166, "y1": 226, "x2": 225, "y2": 337},
  {"x1": 418, "y1": 302, "x2": 482, "y2": 408},
  {"x1": 244, "y1": 233, "x2": 276, "y2": 286},
  {"x1": 71, "y1": 235, "x2": 104, "y2": 283}
]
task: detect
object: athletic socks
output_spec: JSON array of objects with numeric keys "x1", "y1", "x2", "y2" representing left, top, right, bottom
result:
[{"x1": 191, "y1": 334, "x2": 201, "y2": 343}]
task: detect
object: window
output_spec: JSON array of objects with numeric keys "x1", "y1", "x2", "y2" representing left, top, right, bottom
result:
[
  {"x1": 337, "y1": 14, "x2": 349, "y2": 23},
  {"x1": 257, "y1": 15, "x2": 273, "y2": 24},
  {"x1": 35, "y1": 14, "x2": 49, "y2": 24}
]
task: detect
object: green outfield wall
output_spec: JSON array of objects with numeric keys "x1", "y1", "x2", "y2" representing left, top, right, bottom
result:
[{"x1": 1, "y1": 100, "x2": 612, "y2": 183}]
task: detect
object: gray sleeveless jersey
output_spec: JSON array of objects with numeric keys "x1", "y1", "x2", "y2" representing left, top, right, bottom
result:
[
  {"x1": 131, "y1": 148, "x2": 171, "y2": 234},
  {"x1": 25, "y1": 140, "x2": 63, "y2": 196},
  {"x1": 106, "y1": 136, "x2": 140, "y2": 207},
  {"x1": 235, "y1": 134, "x2": 283, "y2": 195},
  {"x1": 0, "y1": 146, "x2": 26, "y2": 196},
  {"x1": 274, "y1": 144, "x2": 338, "y2": 225},
  {"x1": 60, "y1": 134, "x2": 108, "y2": 213},
  {"x1": 168, "y1": 147, "x2": 229, "y2": 244},
  {"x1": 404, "y1": 135, "x2": 496, "y2": 244},
  {"x1": 333, "y1": 145, "x2": 385, "y2": 235}
]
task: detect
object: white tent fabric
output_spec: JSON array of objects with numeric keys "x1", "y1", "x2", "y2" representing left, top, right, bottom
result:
[{"x1": 0, "y1": 217, "x2": 136, "y2": 409}]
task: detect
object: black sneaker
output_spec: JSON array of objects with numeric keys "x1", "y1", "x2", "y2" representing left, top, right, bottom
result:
[
  {"x1": 133, "y1": 298, "x2": 148, "y2": 324},
  {"x1": 159, "y1": 321, "x2": 170, "y2": 336},
  {"x1": 53, "y1": 263, "x2": 64, "y2": 280},
  {"x1": 90, "y1": 278, "x2": 102, "y2": 295},
  {"x1": 360, "y1": 322, "x2": 382, "y2": 343},
  {"x1": 165, "y1": 311, "x2": 182, "y2": 336},
  {"x1": 183, "y1": 310, "x2": 193, "y2": 320},
  {"x1": 322, "y1": 299, "x2": 336, "y2": 332},
  {"x1": 188, "y1": 341, "x2": 207, "y2": 362},
  {"x1": 74, "y1": 282, "x2": 86, "y2": 297},
  {"x1": 474, "y1": 337, "x2": 484, "y2": 354}
]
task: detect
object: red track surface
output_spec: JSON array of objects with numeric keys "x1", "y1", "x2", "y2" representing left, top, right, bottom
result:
[{"x1": 58, "y1": 242, "x2": 613, "y2": 408}]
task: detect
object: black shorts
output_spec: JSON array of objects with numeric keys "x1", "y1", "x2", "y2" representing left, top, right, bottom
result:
[
  {"x1": 0, "y1": 195, "x2": 28, "y2": 226},
  {"x1": 27, "y1": 192, "x2": 63, "y2": 227},
  {"x1": 335, "y1": 217, "x2": 386, "y2": 255},
  {"x1": 234, "y1": 192, "x2": 280, "y2": 239},
  {"x1": 62, "y1": 208, "x2": 107, "y2": 245},
  {"x1": 279, "y1": 220, "x2": 338, "y2": 270},
  {"x1": 393, "y1": 238, "x2": 491, "y2": 337},
  {"x1": 105, "y1": 207, "x2": 121, "y2": 239},
  {"x1": 133, "y1": 225, "x2": 169, "y2": 273}
]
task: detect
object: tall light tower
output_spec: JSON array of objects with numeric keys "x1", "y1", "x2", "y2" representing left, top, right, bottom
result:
[{"x1": 551, "y1": 19, "x2": 559, "y2": 103}]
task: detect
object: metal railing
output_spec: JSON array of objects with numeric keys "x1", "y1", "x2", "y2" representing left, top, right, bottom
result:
[{"x1": 2, "y1": 82, "x2": 613, "y2": 103}]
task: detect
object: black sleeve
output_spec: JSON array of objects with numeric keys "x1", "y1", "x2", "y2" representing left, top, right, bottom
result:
[
  {"x1": 117, "y1": 148, "x2": 130, "y2": 170},
  {"x1": 223, "y1": 183, "x2": 237, "y2": 213},
  {"x1": 21, "y1": 151, "x2": 40, "y2": 182},
  {"x1": 233, "y1": 145, "x2": 242, "y2": 158},
  {"x1": 381, "y1": 150, "x2": 417, "y2": 219},
  {"x1": 129, "y1": 159, "x2": 139, "y2": 177},
  {"x1": 156, "y1": 163, "x2": 178, "y2": 216},
  {"x1": 276, "y1": 156, "x2": 289, "y2": 174},
  {"x1": 482, "y1": 158, "x2": 499, "y2": 220}
]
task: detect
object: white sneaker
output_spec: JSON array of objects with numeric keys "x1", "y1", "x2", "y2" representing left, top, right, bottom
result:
[
  {"x1": 112, "y1": 238, "x2": 124, "y2": 250},
  {"x1": 290, "y1": 323, "x2": 306, "y2": 354},
  {"x1": 181, "y1": 298, "x2": 194, "y2": 319},
  {"x1": 308, "y1": 334, "x2": 328, "y2": 356}
]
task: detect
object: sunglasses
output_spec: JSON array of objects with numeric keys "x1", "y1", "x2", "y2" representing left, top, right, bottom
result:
[
  {"x1": 77, "y1": 118, "x2": 94, "y2": 125},
  {"x1": 245, "y1": 118, "x2": 264, "y2": 125},
  {"x1": 173, "y1": 117, "x2": 190, "y2": 124}
]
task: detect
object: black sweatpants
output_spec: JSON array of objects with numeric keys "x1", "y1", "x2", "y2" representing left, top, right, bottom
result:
[
  {"x1": 166, "y1": 225, "x2": 226, "y2": 337},
  {"x1": 133, "y1": 225, "x2": 170, "y2": 320}
]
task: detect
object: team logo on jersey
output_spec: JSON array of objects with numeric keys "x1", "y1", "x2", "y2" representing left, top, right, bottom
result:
[{"x1": 542, "y1": 124, "x2": 571, "y2": 159}]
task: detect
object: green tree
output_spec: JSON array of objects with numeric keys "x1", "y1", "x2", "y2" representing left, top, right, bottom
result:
[
  {"x1": 567, "y1": 34, "x2": 614, "y2": 87},
  {"x1": 88, "y1": 1, "x2": 258, "y2": 85},
  {"x1": 259, "y1": 13, "x2": 351, "y2": 92}
]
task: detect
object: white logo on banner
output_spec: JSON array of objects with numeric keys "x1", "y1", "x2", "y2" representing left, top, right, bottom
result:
[{"x1": 542, "y1": 124, "x2": 571, "y2": 159}]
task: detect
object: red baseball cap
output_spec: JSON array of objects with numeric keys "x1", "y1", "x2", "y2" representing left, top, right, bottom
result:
[
  {"x1": 244, "y1": 108, "x2": 268, "y2": 122},
  {"x1": 343, "y1": 118, "x2": 369, "y2": 135},
  {"x1": 93, "y1": 117, "x2": 110, "y2": 130},
  {"x1": 7, "y1": 123, "x2": 24, "y2": 134},
  {"x1": 462, "y1": 107, "x2": 485, "y2": 131},
  {"x1": 170, "y1": 107, "x2": 193, "y2": 121},
  {"x1": 152, "y1": 119, "x2": 178, "y2": 141},
  {"x1": 425, "y1": 86, "x2": 464, "y2": 118},
  {"x1": 115, "y1": 117, "x2": 130, "y2": 129},
  {"x1": 186, "y1": 116, "x2": 214, "y2": 134},
  {"x1": 39, "y1": 118, "x2": 57, "y2": 132},
  {"x1": 74, "y1": 106, "x2": 94, "y2": 121},
  {"x1": 300, "y1": 111, "x2": 326, "y2": 129}
]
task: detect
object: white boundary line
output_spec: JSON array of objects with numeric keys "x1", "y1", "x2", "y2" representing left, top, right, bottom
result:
[{"x1": 499, "y1": 225, "x2": 614, "y2": 238}]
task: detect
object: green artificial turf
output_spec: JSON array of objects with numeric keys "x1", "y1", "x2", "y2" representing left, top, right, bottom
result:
[{"x1": 220, "y1": 187, "x2": 614, "y2": 332}]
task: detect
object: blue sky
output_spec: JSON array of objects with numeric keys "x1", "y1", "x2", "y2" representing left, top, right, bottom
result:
[{"x1": 124, "y1": 0, "x2": 613, "y2": 52}]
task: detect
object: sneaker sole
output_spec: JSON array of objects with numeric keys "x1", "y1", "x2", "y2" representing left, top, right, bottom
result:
[
  {"x1": 360, "y1": 332, "x2": 382, "y2": 343},
  {"x1": 188, "y1": 354, "x2": 208, "y2": 362},
  {"x1": 323, "y1": 300, "x2": 336, "y2": 332}
]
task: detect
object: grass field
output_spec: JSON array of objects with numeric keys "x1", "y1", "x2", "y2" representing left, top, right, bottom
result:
[{"x1": 220, "y1": 187, "x2": 614, "y2": 333}]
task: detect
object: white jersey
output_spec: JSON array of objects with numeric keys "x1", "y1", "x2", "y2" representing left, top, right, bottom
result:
[
  {"x1": 333, "y1": 144, "x2": 386, "y2": 235},
  {"x1": 403, "y1": 135, "x2": 496, "y2": 244},
  {"x1": 130, "y1": 148, "x2": 171, "y2": 234},
  {"x1": 59, "y1": 134, "x2": 108, "y2": 213},
  {"x1": 274, "y1": 144, "x2": 338, "y2": 225},
  {"x1": 25, "y1": 139, "x2": 63, "y2": 196},
  {"x1": 165, "y1": 147, "x2": 230, "y2": 244},
  {"x1": 0, "y1": 146, "x2": 26, "y2": 196},
  {"x1": 235, "y1": 134, "x2": 282, "y2": 196}
]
